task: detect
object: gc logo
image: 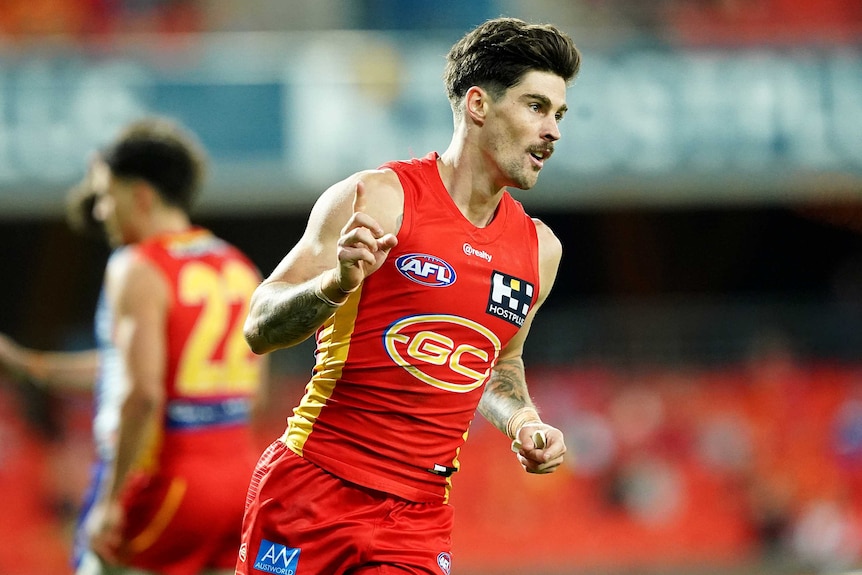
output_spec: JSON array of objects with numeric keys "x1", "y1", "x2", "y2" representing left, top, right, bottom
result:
[{"x1": 384, "y1": 314, "x2": 501, "y2": 392}]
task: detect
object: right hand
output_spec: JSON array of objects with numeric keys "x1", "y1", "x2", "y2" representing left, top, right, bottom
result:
[
  {"x1": 335, "y1": 180, "x2": 398, "y2": 292},
  {"x1": 512, "y1": 423, "x2": 567, "y2": 474},
  {"x1": 86, "y1": 499, "x2": 127, "y2": 566}
]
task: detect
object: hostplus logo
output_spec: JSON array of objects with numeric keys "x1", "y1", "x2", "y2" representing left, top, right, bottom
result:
[
  {"x1": 486, "y1": 271, "x2": 533, "y2": 327},
  {"x1": 253, "y1": 539, "x2": 300, "y2": 574}
]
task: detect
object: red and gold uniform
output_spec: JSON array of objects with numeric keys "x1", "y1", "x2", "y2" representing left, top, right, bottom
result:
[
  {"x1": 111, "y1": 228, "x2": 263, "y2": 575},
  {"x1": 238, "y1": 154, "x2": 540, "y2": 575}
]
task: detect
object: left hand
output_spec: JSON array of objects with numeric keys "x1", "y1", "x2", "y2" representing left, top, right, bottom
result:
[
  {"x1": 512, "y1": 423, "x2": 566, "y2": 474},
  {"x1": 335, "y1": 180, "x2": 398, "y2": 292}
]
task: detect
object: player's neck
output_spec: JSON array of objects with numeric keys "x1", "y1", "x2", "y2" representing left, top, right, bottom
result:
[
  {"x1": 142, "y1": 209, "x2": 192, "y2": 240},
  {"x1": 439, "y1": 143, "x2": 506, "y2": 229}
]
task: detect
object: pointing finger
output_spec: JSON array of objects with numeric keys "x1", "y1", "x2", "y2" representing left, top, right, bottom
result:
[{"x1": 352, "y1": 179, "x2": 366, "y2": 214}]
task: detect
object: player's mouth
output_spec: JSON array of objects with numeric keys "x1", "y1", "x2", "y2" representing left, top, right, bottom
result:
[{"x1": 528, "y1": 145, "x2": 554, "y2": 169}]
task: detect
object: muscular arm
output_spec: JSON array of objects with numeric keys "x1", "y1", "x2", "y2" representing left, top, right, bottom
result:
[
  {"x1": 88, "y1": 250, "x2": 168, "y2": 563},
  {"x1": 477, "y1": 218, "x2": 566, "y2": 473},
  {"x1": 0, "y1": 334, "x2": 98, "y2": 392},
  {"x1": 105, "y1": 251, "x2": 168, "y2": 501},
  {"x1": 477, "y1": 355, "x2": 531, "y2": 432},
  {"x1": 243, "y1": 277, "x2": 340, "y2": 353},
  {"x1": 244, "y1": 171, "x2": 401, "y2": 354}
]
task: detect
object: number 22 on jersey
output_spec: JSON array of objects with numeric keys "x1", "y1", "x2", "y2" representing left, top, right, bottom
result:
[{"x1": 175, "y1": 260, "x2": 260, "y2": 397}]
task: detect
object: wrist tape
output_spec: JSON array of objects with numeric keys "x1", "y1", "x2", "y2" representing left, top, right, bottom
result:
[
  {"x1": 313, "y1": 272, "x2": 359, "y2": 308},
  {"x1": 313, "y1": 275, "x2": 345, "y2": 307},
  {"x1": 505, "y1": 406, "x2": 542, "y2": 440}
]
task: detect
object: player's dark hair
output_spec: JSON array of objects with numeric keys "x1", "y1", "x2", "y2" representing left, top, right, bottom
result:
[
  {"x1": 65, "y1": 174, "x2": 104, "y2": 239},
  {"x1": 101, "y1": 117, "x2": 207, "y2": 213},
  {"x1": 444, "y1": 17, "x2": 581, "y2": 113}
]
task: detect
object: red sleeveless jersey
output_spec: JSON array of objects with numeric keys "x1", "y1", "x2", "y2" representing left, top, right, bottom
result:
[
  {"x1": 132, "y1": 227, "x2": 263, "y2": 467},
  {"x1": 284, "y1": 154, "x2": 540, "y2": 503},
  {"x1": 112, "y1": 228, "x2": 264, "y2": 573}
]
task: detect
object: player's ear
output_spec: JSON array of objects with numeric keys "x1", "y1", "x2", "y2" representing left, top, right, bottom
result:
[{"x1": 464, "y1": 86, "x2": 488, "y2": 126}]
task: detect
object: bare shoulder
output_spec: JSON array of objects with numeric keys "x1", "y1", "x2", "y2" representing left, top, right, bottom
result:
[
  {"x1": 357, "y1": 167, "x2": 402, "y2": 193},
  {"x1": 104, "y1": 247, "x2": 169, "y2": 311},
  {"x1": 353, "y1": 169, "x2": 404, "y2": 235},
  {"x1": 269, "y1": 167, "x2": 405, "y2": 283},
  {"x1": 531, "y1": 217, "x2": 563, "y2": 262},
  {"x1": 530, "y1": 217, "x2": 563, "y2": 301},
  {"x1": 309, "y1": 168, "x2": 404, "y2": 236}
]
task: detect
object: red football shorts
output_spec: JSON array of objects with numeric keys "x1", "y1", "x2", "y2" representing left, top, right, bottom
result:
[
  {"x1": 119, "y1": 432, "x2": 256, "y2": 575},
  {"x1": 236, "y1": 440, "x2": 455, "y2": 575}
]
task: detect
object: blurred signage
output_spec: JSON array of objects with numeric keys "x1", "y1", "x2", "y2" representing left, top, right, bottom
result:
[{"x1": 0, "y1": 33, "x2": 859, "y2": 216}]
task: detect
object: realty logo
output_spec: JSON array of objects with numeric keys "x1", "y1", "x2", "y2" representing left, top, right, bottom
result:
[{"x1": 253, "y1": 539, "x2": 300, "y2": 574}]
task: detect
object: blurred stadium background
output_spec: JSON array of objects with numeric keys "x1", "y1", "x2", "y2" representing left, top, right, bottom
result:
[{"x1": 1, "y1": 1, "x2": 862, "y2": 574}]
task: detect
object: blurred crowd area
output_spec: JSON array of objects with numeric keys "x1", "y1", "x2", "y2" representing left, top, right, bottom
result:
[
  {"x1": 2, "y1": 357, "x2": 861, "y2": 575},
  {"x1": 1, "y1": 0, "x2": 861, "y2": 44},
  {"x1": 1, "y1": 2, "x2": 861, "y2": 575}
]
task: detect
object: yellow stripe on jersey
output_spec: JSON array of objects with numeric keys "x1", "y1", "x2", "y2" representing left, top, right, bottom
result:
[
  {"x1": 283, "y1": 289, "x2": 361, "y2": 455},
  {"x1": 443, "y1": 427, "x2": 470, "y2": 504}
]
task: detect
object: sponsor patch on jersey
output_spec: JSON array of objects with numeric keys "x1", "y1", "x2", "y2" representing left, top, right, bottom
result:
[
  {"x1": 396, "y1": 253, "x2": 456, "y2": 287},
  {"x1": 384, "y1": 314, "x2": 501, "y2": 393},
  {"x1": 486, "y1": 271, "x2": 534, "y2": 327},
  {"x1": 437, "y1": 552, "x2": 452, "y2": 575},
  {"x1": 253, "y1": 539, "x2": 300, "y2": 574},
  {"x1": 463, "y1": 242, "x2": 492, "y2": 262}
]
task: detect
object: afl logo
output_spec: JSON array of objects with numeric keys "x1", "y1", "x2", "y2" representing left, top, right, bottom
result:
[
  {"x1": 396, "y1": 253, "x2": 456, "y2": 287},
  {"x1": 384, "y1": 314, "x2": 500, "y2": 393}
]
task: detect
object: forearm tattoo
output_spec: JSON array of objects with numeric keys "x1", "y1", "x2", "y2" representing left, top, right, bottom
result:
[
  {"x1": 478, "y1": 356, "x2": 532, "y2": 434},
  {"x1": 256, "y1": 285, "x2": 337, "y2": 349}
]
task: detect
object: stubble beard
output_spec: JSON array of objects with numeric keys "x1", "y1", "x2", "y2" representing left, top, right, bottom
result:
[{"x1": 504, "y1": 159, "x2": 539, "y2": 191}]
